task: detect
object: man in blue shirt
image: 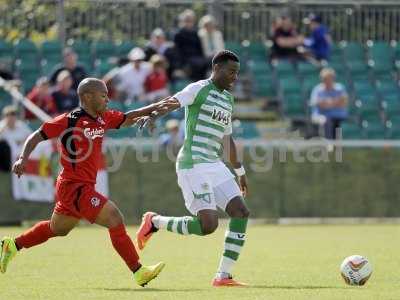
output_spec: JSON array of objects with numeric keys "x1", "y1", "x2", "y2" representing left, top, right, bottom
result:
[
  {"x1": 304, "y1": 14, "x2": 331, "y2": 61},
  {"x1": 310, "y1": 68, "x2": 348, "y2": 139}
]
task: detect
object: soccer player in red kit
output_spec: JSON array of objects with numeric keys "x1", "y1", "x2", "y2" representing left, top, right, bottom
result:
[{"x1": 0, "y1": 78, "x2": 164, "y2": 287}]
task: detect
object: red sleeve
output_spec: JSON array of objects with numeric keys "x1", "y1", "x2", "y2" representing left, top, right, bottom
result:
[
  {"x1": 39, "y1": 113, "x2": 68, "y2": 140},
  {"x1": 104, "y1": 110, "x2": 126, "y2": 130}
]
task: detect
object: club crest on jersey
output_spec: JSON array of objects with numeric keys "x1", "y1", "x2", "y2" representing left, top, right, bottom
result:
[
  {"x1": 211, "y1": 108, "x2": 231, "y2": 126},
  {"x1": 84, "y1": 127, "x2": 105, "y2": 139},
  {"x1": 97, "y1": 117, "x2": 105, "y2": 125},
  {"x1": 91, "y1": 197, "x2": 100, "y2": 207}
]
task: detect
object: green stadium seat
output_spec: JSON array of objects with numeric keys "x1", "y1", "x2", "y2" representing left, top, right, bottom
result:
[
  {"x1": 376, "y1": 80, "x2": 399, "y2": 96},
  {"x1": 329, "y1": 43, "x2": 343, "y2": 63},
  {"x1": 297, "y1": 62, "x2": 320, "y2": 78},
  {"x1": 303, "y1": 76, "x2": 320, "y2": 95},
  {"x1": 225, "y1": 41, "x2": 243, "y2": 56},
  {"x1": 41, "y1": 40, "x2": 62, "y2": 63},
  {"x1": 359, "y1": 110, "x2": 382, "y2": 124},
  {"x1": 93, "y1": 40, "x2": 116, "y2": 61},
  {"x1": 171, "y1": 79, "x2": 191, "y2": 94},
  {"x1": 14, "y1": 39, "x2": 39, "y2": 61},
  {"x1": 362, "y1": 120, "x2": 387, "y2": 139},
  {"x1": 115, "y1": 41, "x2": 136, "y2": 57},
  {"x1": 347, "y1": 61, "x2": 369, "y2": 79},
  {"x1": 94, "y1": 60, "x2": 115, "y2": 77},
  {"x1": 254, "y1": 74, "x2": 276, "y2": 97},
  {"x1": 107, "y1": 100, "x2": 125, "y2": 111},
  {"x1": 246, "y1": 42, "x2": 267, "y2": 61},
  {"x1": 342, "y1": 41, "x2": 365, "y2": 62},
  {"x1": 283, "y1": 94, "x2": 306, "y2": 118},
  {"x1": 341, "y1": 122, "x2": 363, "y2": 139},
  {"x1": 353, "y1": 81, "x2": 376, "y2": 97},
  {"x1": 367, "y1": 41, "x2": 393, "y2": 63},
  {"x1": 68, "y1": 40, "x2": 92, "y2": 65},
  {"x1": 0, "y1": 39, "x2": 14, "y2": 65},
  {"x1": 382, "y1": 94, "x2": 400, "y2": 117},
  {"x1": 41, "y1": 60, "x2": 58, "y2": 76},
  {"x1": 280, "y1": 77, "x2": 302, "y2": 95},
  {"x1": 355, "y1": 94, "x2": 379, "y2": 116},
  {"x1": 233, "y1": 121, "x2": 260, "y2": 139},
  {"x1": 247, "y1": 61, "x2": 272, "y2": 75},
  {"x1": 273, "y1": 60, "x2": 295, "y2": 77}
]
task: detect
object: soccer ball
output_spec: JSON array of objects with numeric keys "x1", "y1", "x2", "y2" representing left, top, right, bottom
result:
[{"x1": 340, "y1": 255, "x2": 372, "y2": 286}]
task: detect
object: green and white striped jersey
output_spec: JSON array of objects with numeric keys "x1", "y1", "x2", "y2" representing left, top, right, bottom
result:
[{"x1": 174, "y1": 79, "x2": 234, "y2": 169}]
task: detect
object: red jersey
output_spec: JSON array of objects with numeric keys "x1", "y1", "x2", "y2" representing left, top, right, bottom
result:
[{"x1": 39, "y1": 107, "x2": 125, "y2": 184}]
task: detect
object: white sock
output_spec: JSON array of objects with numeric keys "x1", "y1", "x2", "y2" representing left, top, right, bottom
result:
[
  {"x1": 152, "y1": 215, "x2": 171, "y2": 229},
  {"x1": 216, "y1": 256, "x2": 235, "y2": 276}
]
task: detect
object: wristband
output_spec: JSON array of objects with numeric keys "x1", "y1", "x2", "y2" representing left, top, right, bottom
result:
[{"x1": 234, "y1": 166, "x2": 246, "y2": 177}]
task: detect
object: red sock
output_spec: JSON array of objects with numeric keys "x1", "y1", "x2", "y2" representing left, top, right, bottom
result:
[
  {"x1": 109, "y1": 224, "x2": 141, "y2": 272},
  {"x1": 15, "y1": 220, "x2": 55, "y2": 250}
]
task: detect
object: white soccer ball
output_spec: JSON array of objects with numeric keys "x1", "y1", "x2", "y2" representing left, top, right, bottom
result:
[{"x1": 340, "y1": 255, "x2": 372, "y2": 286}]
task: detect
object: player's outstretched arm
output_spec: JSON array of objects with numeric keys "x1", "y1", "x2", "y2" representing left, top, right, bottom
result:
[
  {"x1": 120, "y1": 97, "x2": 172, "y2": 127},
  {"x1": 224, "y1": 135, "x2": 249, "y2": 197},
  {"x1": 12, "y1": 130, "x2": 44, "y2": 178}
]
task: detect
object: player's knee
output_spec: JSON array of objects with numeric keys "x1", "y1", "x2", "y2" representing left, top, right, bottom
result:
[
  {"x1": 200, "y1": 219, "x2": 218, "y2": 235},
  {"x1": 52, "y1": 227, "x2": 72, "y2": 237},
  {"x1": 240, "y1": 206, "x2": 250, "y2": 218},
  {"x1": 107, "y1": 207, "x2": 124, "y2": 228}
]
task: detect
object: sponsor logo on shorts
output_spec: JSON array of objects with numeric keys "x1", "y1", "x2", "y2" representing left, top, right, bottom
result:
[
  {"x1": 192, "y1": 191, "x2": 212, "y2": 204},
  {"x1": 91, "y1": 197, "x2": 100, "y2": 207}
]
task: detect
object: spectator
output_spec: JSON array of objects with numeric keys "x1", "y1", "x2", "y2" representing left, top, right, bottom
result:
[
  {"x1": 144, "y1": 55, "x2": 169, "y2": 103},
  {"x1": 116, "y1": 47, "x2": 151, "y2": 103},
  {"x1": 174, "y1": 9, "x2": 208, "y2": 81},
  {"x1": 51, "y1": 70, "x2": 79, "y2": 113},
  {"x1": 271, "y1": 15, "x2": 304, "y2": 60},
  {"x1": 25, "y1": 77, "x2": 57, "y2": 119},
  {"x1": 304, "y1": 14, "x2": 331, "y2": 61},
  {"x1": 198, "y1": 15, "x2": 225, "y2": 60},
  {"x1": 50, "y1": 48, "x2": 87, "y2": 90},
  {"x1": 159, "y1": 119, "x2": 184, "y2": 156},
  {"x1": 0, "y1": 105, "x2": 32, "y2": 166},
  {"x1": 310, "y1": 68, "x2": 348, "y2": 139},
  {"x1": 144, "y1": 28, "x2": 179, "y2": 79}
]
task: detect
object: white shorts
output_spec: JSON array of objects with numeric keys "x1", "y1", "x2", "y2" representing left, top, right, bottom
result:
[{"x1": 176, "y1": 161, "x2": 242, "y2": 215}]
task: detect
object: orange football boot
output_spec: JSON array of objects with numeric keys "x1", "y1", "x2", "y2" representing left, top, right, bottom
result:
[{"x1": 136, "y1": 212, "x2": 158, "y2": 250}]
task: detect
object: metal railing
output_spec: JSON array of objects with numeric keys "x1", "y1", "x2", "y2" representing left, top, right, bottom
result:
[{"x1": 1, "y1": 1, "x2": 400, "y2": 43}]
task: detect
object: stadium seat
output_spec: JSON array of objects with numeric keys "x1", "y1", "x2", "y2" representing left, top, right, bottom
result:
[
  {"x1": 41, "y1": 40, "x2": 62, "y2": 63},
  {"x1": 367, "y1": 40, "x2": 393, "y2": 63},
  {"x1": 254, "y1": 74, "x2": 276, "y2": 97},
  {"x1": 273, "y1": 60, "x2": 295, "y2": 78},
  {"x1": 280, "y1": 77, "x2": 302, "y2": 96},
  {"x1": 247, "y1": 60, "x2": 272, "y2": 75},
  {"x1": 15, "y1": 60, "x2": 41, "y2": 92},
  {"x1": 68, "y1": 39, "x2": 92, "y2": 66},
  {"x1": 359, "y1": 110, "x2": 382, "y2": 124},
  {"x1": 115, "y1": 41, "x2": 136, "y2": 57},
  {"x1": 93, "y1": 40, "x2": 116, "y2": 61},
  {"x1": 353, "y1": 81, "x2": 376, "y2": 97},
  {"x1": 0, "y1": 39, "x2": 14, "y2": 64},
  {"x1": 382, "y1": 94, "x2": 400, "y2": 118},
  {"x1": 329, "y1": 43, "x2": 343, "y2": 63},
  {"x1": 0, "y1": 88, "x2": 12, "y2": 113},
  {"x1": 297, "y1": 62, "x2": 320, "y2": 78},
  {"x1": 362, "y1": 120, "x2": 387, "y2": 139},
  {"x1": 302, "y1": 76, "x2": 320, "y2": 96},
  {"x1": 376, "y1": 80, "x2": 399, "y2": 96},
  {"x1": 107, "y1": 100, "x2": 125, "y2": 111},
  {"x1": 342, "y1": 41, "x2": 365, "y2": 62},
  {"x1": 233, "y1": 121, "x2": 260, "y2": 139},
  {"x1": 341, "y1": 122, "x2": 363, "y2": 139},
  {"x1": 246, "y1": 42, "x2": 267, "y2": 61},
  {"x1": 225, "y1": 41, "x2": 243, "y2": 56},
  {"x1": 283, "y1": 94, "x2": 306, "y2": 118},
  {"x1": 171, "y1": 79, "x2": 191, "y2": 94},
  {"x1": 14, "y1": 39, "x2": 39, "y2": 61},
  {"x1": 347, "y1": 61, "x2": 369, "y2": 80},
  {"x1": 94, "y1": 60, "x2": 115, "y2": 77}
]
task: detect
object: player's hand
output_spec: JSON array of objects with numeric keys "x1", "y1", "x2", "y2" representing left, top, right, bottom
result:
[
  {"x1": 12, "y1": 157, "x2": 27, "y2": 178},
  {"x1": 238, "y1": 175, "x2": 248, "y2": 197},
  {"x1": 137, "y1": 114, "x2": 156, "y2": 132}
]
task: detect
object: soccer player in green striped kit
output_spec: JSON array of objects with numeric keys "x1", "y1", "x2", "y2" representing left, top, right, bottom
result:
[{"x1": 137, "y1": 50, "x2": 250, "y2": 287}]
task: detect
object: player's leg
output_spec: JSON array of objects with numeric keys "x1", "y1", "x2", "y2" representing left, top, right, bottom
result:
[
  {"x1": 1, "y1": 213, "x2": 79, "y2": 274},
  {"x1": 136, "y1": 170, "x2": 217, "y2": 250},
  {"x1": 213, "y1": 179, "x2": 250, "y2": 287},
  {"x1": 93, "y1": 198, "x2": 164, "y2": 287}
]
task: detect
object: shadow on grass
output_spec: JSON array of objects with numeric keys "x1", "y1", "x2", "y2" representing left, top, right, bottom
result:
[
  {"x1": 96, "y1": 287, "x2": 204, "y2": 292},
  {"x1": 250, "y1": 285, "x2": 355, "y2": 290}
]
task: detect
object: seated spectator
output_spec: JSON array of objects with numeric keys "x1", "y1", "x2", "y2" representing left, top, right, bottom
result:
[
  {"x1": 310, "y1": 68, "x2": 348, "y2": 139},
  {"x1": 174, "y1": 9, "x2": 208, "y2": 81},
  {"x1": 25, "y1": 77, "x2": 57, "y2": 119},
  {"x1": 159, "y1": 119, "x2": 184, "y2": 156},
  {"x1": 144, "y1": 28, "x2": 180, "y2": 80},
  {"x1": 51, "y1": 70, "x2": 79, "y2": 113},
  {"x1": 304, "y1": 14, "x2": 331, "y2": 61},
  {"x1": 50, "y1": 48, "x2": 87, "y2": 90},
  {"x1": 144, "y1": 55, "x2": 169, "y2": 103},
  {"x1": 198, "y1": 15, "x2": 225, "y2": 60},
  {"x1": 116, "y1": 47, "x2": 151, "y2": 103},
  {"x1": 271, "y1": 15, "x2": 304, "y2": 60},
  {"x1": 0, "y1": 105, "x2": 32, "y2": 165}
]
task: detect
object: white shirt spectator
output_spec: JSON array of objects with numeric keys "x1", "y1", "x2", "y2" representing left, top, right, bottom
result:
[
  {"x1": 116, "y1": 62, "x2": 152, "y2": 103},
  {"x1": 198, "y1": 29, "x2": 224, "y2": 58},
  {"x1": 0, "y1": 119, "x2": 32, "y2": 162}
]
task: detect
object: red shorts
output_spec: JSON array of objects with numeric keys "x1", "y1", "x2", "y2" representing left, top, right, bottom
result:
[{"x1": 54, "y1": 180, "x2": 108, "y2": 223}]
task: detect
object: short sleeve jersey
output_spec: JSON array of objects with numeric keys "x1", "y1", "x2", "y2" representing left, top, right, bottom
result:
[
  {"x1": 173, "y1": 79, "x2": 234, "y2": 169},
  {"x1": 39, "y1": 107, "x2": 126, "y2": 183}
]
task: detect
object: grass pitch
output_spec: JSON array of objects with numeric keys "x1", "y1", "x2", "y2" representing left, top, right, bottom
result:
[{"x1": 0, "y1": 224, "x2": 398, "y2": 300}]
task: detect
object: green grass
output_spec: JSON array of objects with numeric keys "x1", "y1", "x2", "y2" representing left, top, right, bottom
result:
[{"x1": 0, "y1": 224, "x2": 399, "y2": 300}]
